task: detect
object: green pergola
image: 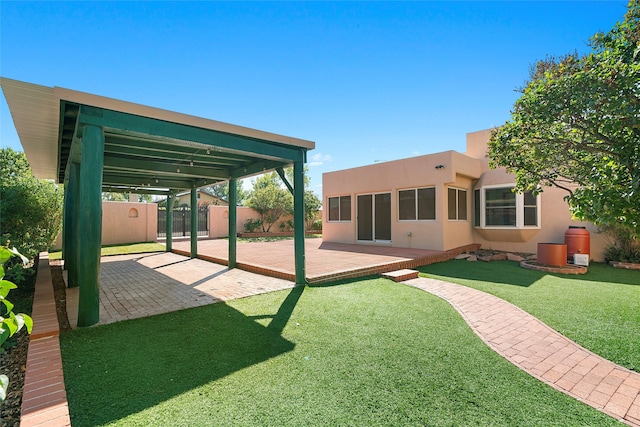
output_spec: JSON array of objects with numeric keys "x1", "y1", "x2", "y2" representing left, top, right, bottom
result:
[{"x1": 1, "y1": 77, "x2": 314, "y2": 327}]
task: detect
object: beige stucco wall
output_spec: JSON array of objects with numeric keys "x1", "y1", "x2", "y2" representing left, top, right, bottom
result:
[
  {"x1": 471, "y1": 169, "x2": 608, "y2": 260},
  {"x1": 53, "y1": 201, "x2": 157, "y2": 249},
  {"x1": 465, "y1": 128, "x2": 493, "y2": 159},
  {"x1": 101, "y1": 202, "x2": 157, "y2": 245},
  {"x1": 208, "y1": 206, "x2": 263, "y2": 238},
  {"x1": 323, "y1": 151, "x2": 482, "y2": 251},
  {"x1": 466, "y1": 129, "x2": 607, "y2": 261},
  {"x1": 322, "y1": 128, "x2": 608, "y2": 261}
]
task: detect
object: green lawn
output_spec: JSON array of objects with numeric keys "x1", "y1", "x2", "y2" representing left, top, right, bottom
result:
[
  {"x1": 61, "y1": 278, "x2": 622, "y2": 426},
  {"x1": 48, "y1": 242, "x2": 166, "y2": 260},
  {"x1": 418, "y1": 260, "x2": 640, "y2": 372}
]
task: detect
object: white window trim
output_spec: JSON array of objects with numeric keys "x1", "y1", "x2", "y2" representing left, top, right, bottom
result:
[
  {"x1": 397, "y1": 187, "x2": 436, "y2": 222},
  {"x1": 476, "y1": 184, "x2": 541, "y2": 229},
  {"x1": 447, "y1": 187, "x2": 468, "y2": 222},
  {"x1": 327, "y1": 195, "x2": 351, "y2": 222}
]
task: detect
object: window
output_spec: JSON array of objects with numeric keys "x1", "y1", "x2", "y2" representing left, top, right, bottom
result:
[
  {"x1": 475, "y1": 185, "x2": 539, "y2": 228},
  {"x1": 328, "y1": 195, "x2": 351, "y2": 221},
  {"x1": 399, "y1": 187, "x2": 435, "y2": 221},
  {"x1": 448, "y1": 188, "x2": 467, "y2": 220},
  {"x1": 485, "y1": 187, "x2": 516, "y2": 226},
  {"x1": 524, "y1": 191, "x2": 538, "y2": 226},
  {"x1": 473, "y1": 189, "x2": 481, "y2": 226}
]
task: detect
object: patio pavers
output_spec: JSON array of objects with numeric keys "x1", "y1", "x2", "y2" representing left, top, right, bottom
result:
[
  {"x1": 405, "y1": 276, "x2": 640, "y2": 427},
  {"x1": 65, "y1": 252, "x2": 295, "y2": 327},
  {"x1": 171, "y1": 238, "x2": 473, "y2": 283}
]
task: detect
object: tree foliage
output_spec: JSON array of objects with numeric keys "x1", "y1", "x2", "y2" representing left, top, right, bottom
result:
[
  {"x1": 303, "y1": 189, "x2": 322, "y2": 229},
  {"x1": 202, "y1": 180, "x2": 247, "y2": 206},
  {"x1": 0, "y1": 246, "x2": 33, "y2": 402},
  {"x1": 0, "y1": 149, "x2": 64, "y2": 260},
  {"x1": 0, "y1": 148, "x2": 30, "y2": 187},
  {"x1": 247, "y1": 173, "x2": 293, "y2": 232},
  {"x1": 284, "y1": 167, "x2": 323, "y2": 228},
  {"x1": 102, "y1": 192, "x2": 127, "y2": 202},
  {"x1": 489, "y1": 0, "x2": 640, "y2": 236},
  {"x1": 102, "y1": 192, "x2": 153, "y2": 202}
]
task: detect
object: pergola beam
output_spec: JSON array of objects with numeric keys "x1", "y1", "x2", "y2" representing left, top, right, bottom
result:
[
  {"x1": 103, "y1": 155, "x2": 231, "y2": 180},
  {"x1": 77, "y1": 107, "x2": 305, "y2": 163}
]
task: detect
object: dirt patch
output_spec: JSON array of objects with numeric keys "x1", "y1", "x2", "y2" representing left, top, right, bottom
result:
[
  {"x1": 0, "y1": 332, "x2": 28, "y2": 427},
  {"x1": 50, "y1": 260, "x2": 71, "y2": 333}
]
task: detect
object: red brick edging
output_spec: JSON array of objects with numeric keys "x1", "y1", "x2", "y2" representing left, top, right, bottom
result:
[
  {"x1": 610, "y1": 262, "x2": 640, "y2": 271},
  {"x1": 20, "y1": 254, "x2": 71, "y2": 427}
]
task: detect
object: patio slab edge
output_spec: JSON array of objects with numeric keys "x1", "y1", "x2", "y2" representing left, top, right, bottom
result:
[{"x1": 174, "y1": 243, "x2": 480, "y2": 285}]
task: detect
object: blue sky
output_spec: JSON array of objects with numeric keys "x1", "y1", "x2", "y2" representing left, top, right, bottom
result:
[{"x1": 0, "y1": 1, "x2": 628, "y2": 194}]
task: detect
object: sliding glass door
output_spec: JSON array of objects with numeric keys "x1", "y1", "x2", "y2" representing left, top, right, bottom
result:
[{"x1": 357, "y1": 193, "x2": 391, "y2": 242}]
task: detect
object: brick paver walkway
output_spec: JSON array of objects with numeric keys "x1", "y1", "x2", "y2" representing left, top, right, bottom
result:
[
  {"x1": 66, "y1": 252, "x2": 294, "y2": 326},
  {"x1": 405, "y1": 277, "x2": 640, "y2": 427}
]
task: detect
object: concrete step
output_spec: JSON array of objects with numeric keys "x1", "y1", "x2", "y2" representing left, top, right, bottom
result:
[{"x1": 381, "y1": 269, "x2": 419, "y2": 282}]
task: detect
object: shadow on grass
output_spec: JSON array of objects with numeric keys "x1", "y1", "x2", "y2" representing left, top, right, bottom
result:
[
  {"x1": 61, "y1": 286, "x2": 302, "y2": 426},
  {"x1": 417, "y1": 259, "x2": 640, "y2": 287},
  {"x1": 308, "y1": 274, "x2": 381, "y2": 288}
]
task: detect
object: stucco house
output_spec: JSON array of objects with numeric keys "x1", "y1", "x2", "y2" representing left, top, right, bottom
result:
[
  {"x1": 322, "y1": 129, "x2": 607, "y2": 261},
  {"x1": 165, "y1": 189, "x2": 229, "y2": 207}
]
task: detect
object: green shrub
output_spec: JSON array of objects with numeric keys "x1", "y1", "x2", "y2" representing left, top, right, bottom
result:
[
  {"x1": 602, "y1": 224, "x2": 640, "y2": 263},
  {"x1": 243, "y1": 218, "x2": 263, "y2": 233},
  {"x1": 0, "y1": 246, "x2": 33, "y2": 401},
  {"x1": 1, "y1": 149, "x2": 64, "y2": 260},
  {"x1": 311, "y1": 219, "x2": 322, "y2": 231}
]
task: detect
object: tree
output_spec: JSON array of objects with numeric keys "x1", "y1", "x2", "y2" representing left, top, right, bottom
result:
[
  {"x1": 0, "y1": 149, "x2": 64, "y2": 260},
  {"x1": 202, "y1": 180, "x2": 247, "y2": 206},
  {"x1": 284, "y1": 166, "x2": 322, "y2": 229},
  {"x1": 303, "y1": 189, "x2": 322, "y2": 230},
  {"x1": 246, "y1": 172, "x2": 293, "y2": 232},
  {"x1": 488, "y1": 0, "x2": 640, "y2": 236},
  {"x1": 0, "y1": 148, "x2": 30, "y2": 187},
  {"x1": 101, "y1": 192, "x2": 153, "y2": 202},
  {"x1": 102, "y1": 192, "x2": 126, "y2": 202}
]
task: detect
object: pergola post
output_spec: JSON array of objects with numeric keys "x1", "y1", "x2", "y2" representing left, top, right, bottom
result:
[
  {"x1": 190, "y1": 188, "x2": 198, "y2": 258},
  {"x1": 165, "y1": 194, "x2": 174, "y2": 252},
  {"x1": 293, "y1": 160, "x2": 306, "y2": 284},
  {"x1": 65, "y1": 162, "x2": 80, "y2": 286},
  {"x1": 228, "y1": 179, "x2": 237, "y2": 269},
  {"x1": 77, "y1": 125, "x2": 104, "y2": 327}
]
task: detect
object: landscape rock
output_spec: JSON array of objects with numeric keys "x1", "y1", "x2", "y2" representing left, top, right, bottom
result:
[
  {"x1": 466, "y1": 255, "x2": 477, "y2": 262},
  {"x1": 507, "y1": 253, "x2": 524, "y2": 262},
  {"x1": 491, "y1": 253, "x2": 508, "y2": 261},
  {"x1": 478, "y1": 255, "x2": 493, "y2": 262},
  {"x1": 455, "y1": 254, "x2": 471, "y2": 260}
]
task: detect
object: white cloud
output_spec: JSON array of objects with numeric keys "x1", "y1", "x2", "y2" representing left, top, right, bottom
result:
[
  {"x1": 411, "y1": 150, "x2": 420, "y2": 156},
  {"x1": 308, "y1": 152, "x2": 333, "y2": 167}
]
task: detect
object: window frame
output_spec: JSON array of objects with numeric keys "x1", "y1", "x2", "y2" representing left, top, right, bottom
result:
[
  {"x1": 327, "y1": 195, "x2": 352, "y2": 222},
  {"x1": 447, "y1": 187, "x2": 468, "y2": 221},
  {"x1": 474, "y1": 184, "x2": 540, "y2": 229},
  {"x1": 398, "y1": 187, "x2": 436, "y2": 221}
]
